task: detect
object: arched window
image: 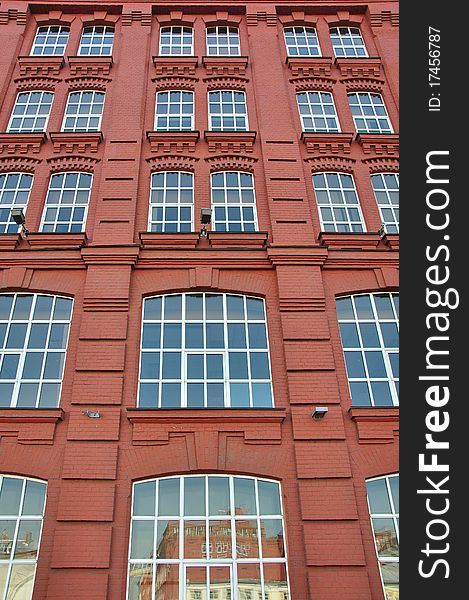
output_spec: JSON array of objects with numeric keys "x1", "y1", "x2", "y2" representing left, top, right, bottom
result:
[
  {"x1": 0, "y1": 475, "x2": 47, "y2": 600},
  {"x1": 159, "y1": 26, "x2": 194, "y2": 56},
  {"x1": 138, "y1": 293, "x2": 273, "y2": 409},
  {"x1": 128, "y1": 475, "x2": 290, "y2": 599},
  {"x1": 296, "y1": 91, "x2": 340, "y2": 133},
  {"x1": 348, "y1": 93, "x2": 393, "y2": 134},
  {"x1": 312, "y1": 172, "x2": 365, "y2": 232},
  {"x1": 78, "y1": 26, "x2": 114, "y2": 56},
  {"x1": 148, "y1": 172, "x2": 194, "y2": 232},
  {"x1": 336, "y1": 293, "x2": 399, "y2": 406},
  {"x1": 155, "y1": 91, "x2": 194, "y2": 131},
  {"x1": 366, "y1": 474, "x2": 399, "y2": 600},
  {"x1": 30, "y1": 25, "x2": 70, "y2": 56},
  {"x1": 283, "y1": 26, "x2": 321, "y2": 57},
  {"x1": 0, "y1": 172, "x2": 33, "y2": 234},
  {"x1": 40, "y1": 172, "x2": 92, "y2": 233},
  {"x1": 206, "y1": 26, "x2": 241, "y2": 56},
  {"x1": 208, "y1": 91, "x2": 248, "y2": 132},
  {"x1": 330, "y1": 26, "x2": 367, "y2": 58},
  {"x1": 371, "y1": 173, "x2": 399, "y2": 234},
  {"x1": 7, "y1": 92, "x2": 54, "y2": 134},
  {"x1": 61, "y1": 91, "x2": 105, "y2": 133},
  {"x1": 211, "y1": 172, "x2": 257, "y2": 232},
  {"x1": 0, "y1": 293, "x2": 73, "y2": 408}
]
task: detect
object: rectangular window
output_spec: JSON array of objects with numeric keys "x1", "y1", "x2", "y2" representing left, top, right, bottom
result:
[
  {"x1": 312, "y1": 172, "x2": 365, "y2": 232},
  {"x1": 40, "y1": 172, "x2": 92, "y2": 233},
  {"x1": 7, "y1": 92, "x2": 54, "y2": 133},
  {"x1": 330, "y1": 27, "x2": 367, "y2": 57},
  {"x1": 0, "y1": 173, "x2": 33, "y2": 234},
  {"x1": 149, "y1": 172, "x2": 194, "y2": 233},
  {"x1": 371, "y1": 173, "x2": 399, "y2": 233},
  {"x1": 348, "y1": 93, "x2": 393, "y2": 134},
  {"x1": 297, "y1": 91, "x2": 340, "y2": 133},
  {"x1": 61, "y1": 91, "x2": 105, "y2": 132},
  {"x1": 30, "y1": 25, "x2": 70, "y2": 56},
  {"x1": 78, "y1": 26, "x2": 114, "y2": 56},
  {"x1": 159, "y1": 26, "x2": 193, "y2": 56},
  {"x1": 211, "y1": 172, "x2": 257, "y2": 232},
  {"x1": 284, "y1": 26, "x2": 321, "y2": 57},
  {"x1": 155, "y1": 91, "x2": 194, "y2": 131},
  {"x1": 206, "y1": 26, "x2": 241, "y2": 56},
  {"x1": 208, "y1": 91, "x2": 248, "y2": 132}
]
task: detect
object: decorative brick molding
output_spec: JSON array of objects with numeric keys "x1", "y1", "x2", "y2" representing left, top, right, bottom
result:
[
  {"x1": 305, "y1": 155, "x2": 356, "y2": 173},
  {"x1": 348, "y1": 407, "x2": 399, "y2": 444},
  {"x1": 325, "y1": 12, "x2": 364, "y2": 26},
  {"x1": 357, "y1": 134, "x2": 399, "y2": 156},
  {"x1": 68, "y1": 56, "x2": 113, "y2": 77},
  {"x1": 0, "y1": 156, "x2": 41, "y2": 173},
  {"x1": 139, "y1": 232, "x2": 200, "y2": 248},
  {"x1": 0, "y1": 234, "x2": 20, "y2": 250},
  {"x1": 205, "y1": 154, "x2": 258, "y2": 172},
  {"x1": 14, "y1": 76, "x2": 60, "y2": 92},
  {"x1": 318, "y1": 232, "x2": 386, "y2": 249},
  {"x1": 26, "y1": 232, "x2": 88, "y2": 249},
  {"x1": 46, "y1": 155, "x2": 100, "y2": 173},
  {"x1": 278, "y1": 12, "x2": 318, "y2": 27},
  {"x1": 65, "y1": 76, "x2": 111, "y2": 91},
  {"x1": 301, "y1": 132, "x2": 354, "y2": 155},
  {"x1": 146, "y1": 154, "x2": 199, "y2": 172},
  {"x1": 202, "y1": 56, "x2": 248, "y2": 78},
  {"x1": 81, "y1": 11, "x2": 119, "y2": 27},
  {"x1": 0, "y1": 8, "x2": 27, "y2": 25},
  {"x1": 121, "y1": 10, "x2": 152, "y2": 27},
  {"x1": 152, "y1": 77, "x2": 197, "y2": 91},
  {"x1": 0, "y1": 133, "x2": 46, "y2": 155},
  {"x1": 362, "y1": 156, "x2": 399, "y2": 173},
  {"x1": 291, "y1": 77, "x2": 335, "y2": 93},
  {"x1": 335, "y1": 58, "x2": 382, "y2": 79},
  {"x1": 146, "y1": 131, "x2": 199, "y2": 154},
  {"x1": 370, "y1": 11, "x2": 399, "y2": 28},
  {"x1": 18, "y1": 56, "x2": 64, "y2": 77},
  {"x1": 49, "y1": 132, "x2": 103, "y2": 154},
  {"x1": 204, "y1": 77, "x2": 248, "y2": 91},
  {"x1": 33, "y1": 11, "x2": 75, "y2": 26},
  {"x1": 82, "y1": 299, "x2": 129, "y2": 312},
  {"x1": 341, "y1": 78, "x2": 385, "y2": 93},
  {"x1": 0, "y1": 409, "x2": 64, "y2": 445},
  {"x1": 202, "y1": 12, "x2": 242, "y2": 27},
  {"x1": 246, "y1": 12, "x2": 277, "y2": 27},
  {"x1": 208, "y1": 231, "x2": 268, "y2": 248},
  {"x1": 204, "y1": 131, "x2": 256, "y2": 154},
  {"x1": 156, "y1": 12, "x2": 196, "y2": 27},
  {"x1": 278, "y1": 297, "x2": 326, "y2": 312},
  {"x1": 152, "y1": 57, "x2": 198, "y2": 78},
  {"x1": 286, "y1": 57, "x2": 333, "y2": 79}
]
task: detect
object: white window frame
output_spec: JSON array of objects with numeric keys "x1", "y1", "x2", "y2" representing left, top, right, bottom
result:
[
  {"x1": 159, "y1": 26, "x2": 194, "y2": 56},
  {"x1": 78, "y1": 25, "x2": 115, "y2": 56},
  {"x1": 127, "y1": 475, "x2": 291, "y2": 600},
  {"x1": 336, "y1": 292, "x2": 399, "y2": 407},
  {"x1": 211, "y1": 171, "x2": 258, "y2": 233},
  {"x1": 312, "y1": 172, "x2": 365, "y2": 232},
  {"x1": 371, "y1": 173, "x2": 399, "y2": 234},
  {"x1": 61, "y1": 90, "x2": 105, "y2": 133},
  {"x1": 366, "y1": 474, "x2": 399, "y2": 600},
  {"x1": 0, "y1": 475, "x2": 47, "y2": 600},
  {"x1": 206, "y1": 26, "x2": 241, "y2": 56},
  {"x1": 148, "y1": 171, "x2": 194, "y2": 233},
  {"x1": 330, "y1": 26, "x2": 368, "y2": 58},
  {"x1": 208, "y1": 91, "x2": 249, "y2": 132},
  {"x1": 154, "y1": 91, "x2": 195, "y2": 131},
  {"x1": 296, "y1": 91, "x2": 340, "y2": 133},
  {"x1": 7, "y1": 91, "x2": 54, "y2": 134},
  {"x1": 40, "y1": 171, "x2": 92, "y2": 233},
  {"x1": 348, "y1": 93, "x2": 393, "y2": 134},
  {"x1": 0, "y1": 172, "x2": 33, "y2": 234},
  {"x1": 283, "y1": 26, "x2": 321, "y2": 57},
  {"x1": 0, "y1": 293, "x2": 73, "y2": 409},
  {"x1": 138, "y1": 293, "x2": 273, "y2": 409},
  {"x1": 30, "y1": 25, "x2": 70, "y2": 56}
]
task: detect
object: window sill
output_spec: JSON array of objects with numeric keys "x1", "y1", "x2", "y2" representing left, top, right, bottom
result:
[
  {"x1": 152, "y1": 56, "x2": 198, "y2": 77},
  {"x1": 0, "y1": 132, "x2": 46, "y2": 155},
  {"x1": 318, "y1": 232, "x2": 395, "y2": 250},
  {"x1": 207, "y1": 231, "x2": 268, "y2": 249},
  {"x1": 335, "y1": 57, "x2": 382, "y2": 79},
  {"x1": 139, "y1": 231, "x2": 200, "y2": 248},
  {"x1": 49, "y1": 131, "x2": 103, "y2": 154},
  {"x1": 127, "y1": 408, "x2": 286, "y2": 424},
  {"x1": 202, "y1": 55, "x2": 248, "y2": 77},
  {"x1": 348, "y1": 406, "x2": 399, "y2": 444},
  {"x1": 301, "y1": 132, "x2": 354, "y2": 155},
  {"x1": 286, "y1": 56, "x2": 333, "y2": 78},
  {"x1": 146, "y1": 130, "x2": 200, "y2": 153},
  {"x1": 0, "y1": 234, "x2": 20, "y2": 250},
  {"x1": 0, "y1": 408, "x2": 64, "y2": 444},
  {"x1": 25, "y1": 232, "x2": 88, "y2": 249},
  {"x1": 356, "y1": 133, "x2": 399, "y2": 156},
  {"x1": 204, "y1": 130, "x2": 256, "y2": 153},
  {"x1": 67, "y1": 55, "x2": 113, "y2": 77},
  {"x1": 18, "y1": 55, "x2": 64, "y2": 77}
]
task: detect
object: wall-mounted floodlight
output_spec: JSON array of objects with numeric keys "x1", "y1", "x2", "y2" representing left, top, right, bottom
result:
[
  {"x1": 200, "y1": 208, "x2": 212, "y2": 237},
  {"x1": 82, "y1": 410, "x2": 102, "y2": 419},
  {"x1": 312, "y1": 406, "x2": 328, "y2": 419},
  {"x1": 11, "y1": 208, "x2": 29, "y2": 238}
]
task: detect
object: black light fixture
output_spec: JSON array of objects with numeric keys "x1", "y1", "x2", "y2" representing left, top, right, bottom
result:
[
  {"x1": 200, "y1": 208, "x2": 212, "y2": 237},
  {"x1": 312, "y1": 406, "x2": 328, "y2": 419},
  {"x1": 11, "y1": 208, "x2": 29, "y2": 237}
]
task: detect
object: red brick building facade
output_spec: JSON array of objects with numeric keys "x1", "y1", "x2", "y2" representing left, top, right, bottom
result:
[{"x1": 0, "y1": 1, "x2": 399, "y2": 599}]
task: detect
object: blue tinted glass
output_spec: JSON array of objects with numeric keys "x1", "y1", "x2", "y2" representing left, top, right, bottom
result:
[
  {"x1": 258, "y1": 480, "x2": 281, "y2": 515},
  {"x1": 43, "y1": 352, "x2": 64, "y2": 378},
  {"x1": 336, "y1": 297, "x2": 354, "y2": 319},
  {"x1": 6, "y1": 324, "x2": 27, "y2": 348},
  {"x1": 365, "y1": 352, "x2": 387, "y2": 377},
  {"x1": 161, "y1": 383, "x2": 181, "y2": 408},
  {"x1": 12, "y1": 295, "x2": 33, "y2": 320},
  {"x1": 163, "y1": 324, "x2": 181, "y2": 348},
  {"x1": 381, "y1": 323, "x2": 399, "y2": 347},
  {"x1": 0, "y1": 296, "x2": 13, "y2": 320},
  {"x1": 389, "y1": 353, "x2": 399, "y2": 377},
  {"x1": 140, "y1": 352, "x2": 160, "y2": 379},
  {"x1": 205, "y1": 295, "x2": 223, "y2": 319},
  {"x1": 250, "y1": 353, "x2": 270, "y2": 379},
  {"x1": 390, "y1": 477, "x2": 399, "y2": 512},
  {"x1": 48, "y1": 323, "x2": 68, "y2": 349},
  {"x1": 16, "y1": 383, "x2": 39, "y2": 407},
  {"x1": 53, "y1": 297, "x2": 72, "y2": 320},
  {"x1": 230, "y1": 383, "x2": 250, "y2": 407},
  {"x1": 164, "y1": 295, "x2": 182, "y2": 320},
  {"x1": 38, "y1": 383, "x2": 60, "y2": 407},
  {"x1": 139, "y1": 383, "x2": 158, "y2": 408},
  {"x1": 227, "y1": 295, "x2": 244, "y2": 319},
  {"x1": 248, "y1": 324, "x2": 267, "y2": 349},
  {"x1": 367, "y1": 479, "x2": 391, "y2": 513},
  {"x1": 345, "y1": 352, "x2": 366, "y2": 377},
  {"x1": 0, "y1": 383, "x2": 14, "y2": 406},
  {"x1": 374, "y1": 295, "x2": 394, "y2": 319},
  {"x1": 359, "y1": 323, "x2": 380, "y2": 348},
  {"x1": 207, "y1": 354, "x2": 223, "y2": 379},
  {"x1": 206, "y1": 323, "x2": 224, "y2": 348},
  {"x1": 350, "y1": 381, "x2": 371, "y2": 406},
  {"x1": 187, "y1": 383, "x2": 204, "y2": 407},
  {"x1": 229, "y1": 352, "x2": 248, "y2": 379},
  {"x1": 207, "y1": 383, "x2": 224, "y2": 407},
  {"x1": 0, "y1": 324, "x2": 6, "y2": 348},
  {"x1": 187, "y1": 354, "x2": 204, "y2": 379},
  {"x1": 339, "y1": 323, "x2": 360, "y2": 348},
  {"x1": 144, "y1": 297, "x2": 162, "y2": 320},
  {"x1": 246, "y1": 298, "x2": 264, "y2": 321},
  {"x1": 185, "y1": 323, "x2": 203, "y2": 349},
  {"x1": 184, "y1": 477, "x2": 205, "y2": 516},
  {"x1": 158, "y1": 479, "x2": 180, "y2": 516},
  {"x1": 142, "y1": 324, "x2": 161, "y2": 349},
  {"x1": 354, "y1": 296, "x2": 373, "y2": 319},
  {"x1": 162, "y1": 352, "x2": 181, "y2": 378},
  {"x1": 186, "y1": 295, "x2": 203, "y2": 319},
  {"x1": 252, "y1": 383, "x2": 272, "y2": 407},
  {"x1": 0, "y1": 354, "x2": 20, "y2": 379},
  {"x1": 228, "y1": 323, "x2": 246, "y2": 348},
  {"x1": 33, "y1": 296, "x2": 53, "y2": 320},
  {"x1": 372, "y1": 381, "x2": 393, "y2": 406}
]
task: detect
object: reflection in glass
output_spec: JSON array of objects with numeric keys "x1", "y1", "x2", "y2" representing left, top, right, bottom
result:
[
  {"x1": 128, "y1": 563, "x2": 153, "y2": 600},
  {"x1": 263, "y1": 563, "x2": 289, "y2": 599},
  {"x1": 156, "y1": 521, "x2": 179, "y2": 559},
  {"x1": 260, "y1": 519, "x2": 285, "y2": 558},
  {"x1": 155, "y1": 563, "x2": 179, "y2": 600}
]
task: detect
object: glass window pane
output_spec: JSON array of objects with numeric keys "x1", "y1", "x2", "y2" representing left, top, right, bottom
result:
[
  {"x1": 261, "y1": 519, "x2": 285, "y2": 558},
  {"x1": 158, "y1": 479, "x2": 180, "y2": 516},
  {"x1": 367, "y1": 479, "x2": 392, "y2": 513},
  {"x1": 208, "y1": 477, "x2": 230, "y2": 516},
  {"x1": 133, "y1": 481, "x2": 156, "y2": 516},
  {"x1": 128, "y1": 563, "x2": 153, "y2": 600},
  {"x1": 258, "y1": 480, "x2": 281, "y2": 515},
  {"x1": 234, "y1": 478, "x2": 256, "y2": 515},
  {"x1": 0, "y1": 478, "x2": 23, "y2": 516},
  {"x1": 156, "y1": 520, "x2": 179, "y2": 559},
  {"x1": 184, "y1": 477, "x2": 206, "y2": 517},
  {"x1": 130, "y1": 520, "x2": 154, "y2": 559},
  {"x1": 22, "y1": 481, "x2": 46, "y2": 516}
]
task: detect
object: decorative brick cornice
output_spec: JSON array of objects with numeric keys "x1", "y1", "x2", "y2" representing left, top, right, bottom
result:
[
  {"x1": 301, "y1": 132, "x2": 354, "y2": 155},
  {"x1": 205, "y1": 154, "x2": 257, "y2": 173},
  {"x1": 370, "y1": 11, "x2": 399, "y2": 28},
  {"x1": 33, "y1": 11, "x2": 74, "y2": 26},
  {"x1": 286, "y1": 57, "x2": 333, "y2": 79},
  {"x1": 246, "y1": 12, "x2": 277, "y2": 27},
  {"x1": 146, "y1": 154, "x2": 199, "y2": 172},
  {"x1": 121, "y1": 10, "x2": 152, "y2": 27},
  {"x1": 205, "y1": 77, "x2": 248, "y2": 91},
  {"x1": 278, "y1": 12, "x2": 318, "y2": 27},
  {"x1": 152, "y1": 57, "x2": 198, "y2": 78},
  {"x1": 0, "y1": 133, "x2": 46, "y2": 155},
  {"x1": 68, "y1": 56, "x2": 113, "y2": 77},
  {"x1": 81, "y1": 246, "x2": 139, "y2": 266},
  {"x1": 0, "y1": 156, "x2": 41, "y2": 173},
  {"x1": 325, "y1": 12, "x2": 364, "y2": 26},
  {"x1": 65, "y1": 76, "x2": 110, "y2": 91},
  {"x1": 14, "y1": 76, "x2": 60, "y2": 92},
  {"x1": 0, "y1": 8, "x2": 27, "y2": 25},
  {"x1": 202, "y1": 13, "x2": 242, "y2": 27},
  {"x1": 18, "y1": 56, "x2": 64, "y2": 77},
  {"x1": 202, "y1": 56, "x2": 248, "y2": 78},
  {"x1": 204, "y1": 131, "x2": 256, "y2": 154},
  {"x1": 0, "y1": 235, "x2": 20, "y2": 250},
  {"x1": 335, "y1": 58, "x2": 382, "y2": 79},
  {"x1": 49, "y1": 132, "x2": 103, "y2": 154},
  {"x1": 0, "y1": 409, "x2": 64, "y2": 445},
  {"x1": 81, "y1": 12, "x2": 119, "y2": 27},
  {"x1": 267, "y1": 246, "x2": 328, "y2": 268},
  {"x1": 147, "y1": 131, "x2": 200, "y2": 154},
  {"x1": 152, "y1": 77, "x2": 197, "y2": 91},
  {"x1": 156, "y1": 12, "x2": 196, "y2": 27},
  {"x1": 139, "y1": 232, "x2": 200, "y2": 248},
  {"x1": 26, "y1": 232, "x2": 88, "y2": 249},
  {"x1": 341, "y1": 78, "x2": 385, "y2": 93},
  {"x1": 208, "y1": 231, "x2": 268, "y2": 249},
  {"x1": 305, "y1": 155, "x2": 356, "y2": 173},
  {"x1": 362, "y1": 156, "x2": 399, "y2": 173},
  {"x1": 46, "y1": 155, "x2": 100, "y2": 173},
  {"x1": 357, "y1": 134, "x2": 399, "y2": 156},
  {"x1": 319, "y1": 232, "x2": 389, "y2": 250},
  {"x1": 348, "y1": 406, "x2": 399, "y2": 444}
]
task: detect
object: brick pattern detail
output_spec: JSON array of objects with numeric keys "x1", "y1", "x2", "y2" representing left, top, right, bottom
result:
[
  {"x1": 147, "y1": 154, "x2": 199, "y2": 172},
  {"x1": 305, "y1": 156, "x2": 356, "y2": 173},
  {"x1": 302, "y1": 133, "x2": 353, "y2": 155},
  {"x1": 153, "y1": 57, "x2": 198, "y2": 77},
  {"x1": 0, "y1": 133, "x2": 45, "y2": 155},
  {"x1": 205, "y1": 132, "x2": 256, "y2": 154},
  {"x1": 342, "y1": 78, "x2": 385, "y2": 93},
  {"x1": 205, "y1": 154, "x2": 257, "y2": 172},
  {"x1": 357, "y1": 134, "x2": 399, "y2": 156},
  {"x1": 370, "y1": 10, "x2": 399, "y2": 27},
  {"x1": 122, "y1": 11, "x2": 152, "y2": 26},
  {"x1": 287, "y1": 58, "x2": 333, "y2": 79},
  {"x1": 0, "y1": 156, "x2": 41, "y2": 173},
  {"x1": 65, "y1": 76, "x2": 110, "y2": 91},
  {"x1": 49, "y1": 132, "x2": 103, "y2": 154},
  {"x1": 68, "y1": 57, "x2": 113, "y2": 77},
  {"x1": 50, "y1": 524, "x2": 112, "y2": 567},
  {"x1": 147, "y1": 131, "x2": 199, "y2": 154},
  {"x1": 362, "y1": 156, "x2": 399, "y2": 173},
  {"x1": 46, "y1": 155, "x2": 99, "y2": 172},
  {"x1": 57, "y1": 481, "x2": 116, "y2": 521},
  {"x1": 17, "y1": 56, "x2": 64, "y2": 77},
  {"x1": 62, "y1": 444, "x2": 118, "y2": 479},
  {"x1": 0, "y1": 8, "x2": 27, "y2": 24},
  {"x1": 14, "y1": 75, "x2": 59, "y2": 91}
]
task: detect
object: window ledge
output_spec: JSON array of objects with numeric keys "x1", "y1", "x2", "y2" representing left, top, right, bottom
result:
[
  {"x1": 349, "y1": 406, "x2": 399, "y2": 421},
  {"x1": 207, "y1": 231, "x2": 268, "y2": 249},
  {"x1": 127, "y1": 408, "x2": 286, "y2": 424},
  {"x1": 202, "y1": 56, "x2": 248, "y2": 77},
  {"x1": 146, "y1": 130, "x2": 200, "y2": 153},
  {"x1": 204, "y1": 130, "x2": 256, "y2": 153},
  {"x1": 67, "y1": 55, "x2": 113, "y2": 77},
  {"x1": 152, "y1": 56, "x2": 198, "y2": 77},
  {"x1": 0, "y1": 408, "x2": 64, "y2": 444},
  {"x1": 335, "y1": 57, "x2": 382, "y2": 78},
  {"x1": 319, "y1": 232, "x2": 396, "y2": 249},
  {"x1": 18, "y1": 55, "x2": 64, "y2": 77},
  {"x1": 0, "y1": 234, "x2": 20, "y2": 249},
  {"x1": 348, "y1": 406, "x2": 399, "y2": 444},
  {"x1": 301, "y1": 132, "x2": 354, "y2": 155},
  {"x1": 0, "y1": 132, "x2": 46, "y2": 155},
  {"x1": 356, "y1": 133, "x2": 399, "y2": 156},
  {"x1": 49, "y1": 131, "x2": 103, "y2": 154},
  {"x1": 286, "y1": 56, "x2": 333, "y2": 78},
  {"x1": 139, "y1": 231, "x2": 200, "y2": 248},
  {"x1": 25, "y1": 232, "x2": 88, "y2": 249}
]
